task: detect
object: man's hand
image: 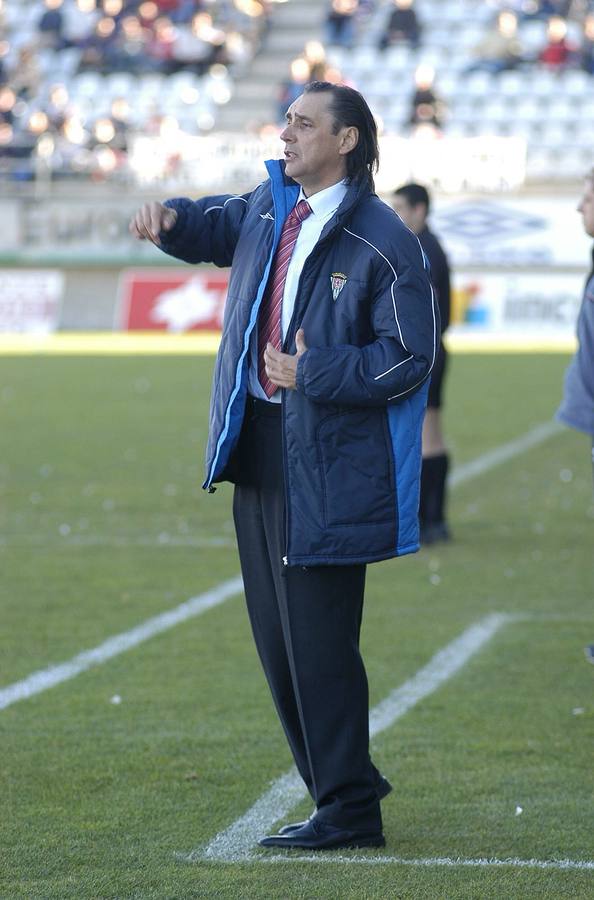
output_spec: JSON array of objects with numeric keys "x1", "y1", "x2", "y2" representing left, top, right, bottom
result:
[
  {"x1": 129, "y1": 202, "x2": 177, "y2": 245},
  {"x1": 264, "y1": 329, "x2": 308, "y2": 390}
]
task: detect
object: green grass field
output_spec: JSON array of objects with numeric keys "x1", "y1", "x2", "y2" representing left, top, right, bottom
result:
[{"x1": 1, "y1": 351, "x2": 593, "y2": 899}]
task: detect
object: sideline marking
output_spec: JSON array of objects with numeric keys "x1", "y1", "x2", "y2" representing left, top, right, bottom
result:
[
  {"x1": 234, "y1": 854, "x2": 594, "y2": 871},
  {"x1": 0, "y1": 331, "x2": 576, "y2": 356},
  {"x1": 449, "y1": 420, "x2": 563, "y2": 488},
  {"x1": 0, "y1": 418, "x2": 563, "y2": 709},
  {"x1": 0, "y1": 332, "x2": 222, "y2": 356},
  {"x1": 187, "y1": 613, "x2": 513, "y2": 863},
  {"x1": 0, "y1": 576, "x2": 243, "y2": 711}
]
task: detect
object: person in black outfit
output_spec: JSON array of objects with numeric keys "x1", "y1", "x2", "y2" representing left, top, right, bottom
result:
[
  {"x1": 392, "y1": 183, "x2": 451, "y2": 543},
  {"x1": 379, "y1": 0, "x2": 422, "y2": 51}
]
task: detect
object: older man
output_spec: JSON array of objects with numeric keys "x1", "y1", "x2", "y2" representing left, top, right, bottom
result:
[{"x1": 130, "y1": 82, "x2": 437, "y2": 850}]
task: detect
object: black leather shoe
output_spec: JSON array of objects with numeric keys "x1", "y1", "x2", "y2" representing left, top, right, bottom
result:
[
  {"x1": 259, "y1": 818, "x2": 385, "y2": 850},
  {"x1": 277, "y1": 775, "x2": 393, "y2": 835}
]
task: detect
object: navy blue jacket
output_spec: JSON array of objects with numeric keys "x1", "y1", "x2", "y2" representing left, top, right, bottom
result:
[{"x1": 159, "y1": 160, "x2": 439, "y2": 565}]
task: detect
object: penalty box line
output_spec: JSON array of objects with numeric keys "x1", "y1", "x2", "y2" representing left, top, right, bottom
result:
[
  {"x1": 0, "y1": 419, "x2": 562, "y2": 712},
  {"x1": 183, "y1": 612, "x2": 517, "y2": 864},
  {"x1": 0, "y1": 577, "x2": 243, "y2": 712}
]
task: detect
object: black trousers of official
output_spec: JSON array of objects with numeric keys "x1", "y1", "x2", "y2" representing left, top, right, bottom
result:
[{"x1": 231, "y1": 397, "x2": 382, "y2": 833}]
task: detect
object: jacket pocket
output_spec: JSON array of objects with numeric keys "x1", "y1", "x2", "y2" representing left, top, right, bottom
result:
[{"x1": 315, "y1": 408, "x2": 395, "y2": 528}]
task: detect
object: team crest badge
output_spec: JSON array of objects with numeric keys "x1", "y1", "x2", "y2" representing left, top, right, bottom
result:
[{"x1": 330, "y1": 272, "x2": 347, "y2": 301}]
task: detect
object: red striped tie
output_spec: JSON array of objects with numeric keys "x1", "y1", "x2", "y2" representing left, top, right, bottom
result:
[{"x1": 258, "y1": 199, "x2": 312, "y2": 398}]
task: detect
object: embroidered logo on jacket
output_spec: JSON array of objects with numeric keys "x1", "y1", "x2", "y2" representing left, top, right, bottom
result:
[
  {"x1": 260, "y1": 212, "x2": 274, "y2": 220},
  {"x1": 330, "y1": 272, "x2": 347, "y2": 301}
]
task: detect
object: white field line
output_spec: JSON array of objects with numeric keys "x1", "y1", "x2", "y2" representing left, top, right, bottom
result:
[
  {"x1": 188, "y1": 613, "x2": 513, "y2": 863},
  {"x1": 0, "y1": 576, "x2": 243, "y2": 711},
  {"x1": 238, "y1": 854, "x2": 594, "y2": 871},
  {"x1": 448, "y1": 420, "x2": 562, "y2": 489},
  {"x1": 0, "y1": 418, "x2": 563, "y2": 711}
]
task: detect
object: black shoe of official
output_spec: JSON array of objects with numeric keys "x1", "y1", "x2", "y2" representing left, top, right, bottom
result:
[
  {"x1": 277, "y1": 775, "x2": 392, "y2": 835},
  {"x1": 259, "y1": 817, "x2": 385, "y2": 850}
]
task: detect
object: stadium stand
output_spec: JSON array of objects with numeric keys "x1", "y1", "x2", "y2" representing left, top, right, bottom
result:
[
  {"x1": 273, "y1": 0, "x2": 594, "y2": 181},
  {"x1": 0, "y1": 0, "x2": 593, "y2": 182},
  {"x1": 0, "y1": 0, "x2": 271, "y2": 180}
]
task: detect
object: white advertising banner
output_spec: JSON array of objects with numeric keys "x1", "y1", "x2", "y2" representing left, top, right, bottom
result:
[
  {"x1": 129, "y1": 134, "x2": 526, "y2": 195},
  {"x1": 0, "y1": 194, "x2": 588, "y2": 269},
  {"x1": 451, "y1": 271, "x2": 585, "y2": 340},
  {"x1": 432, "y1": 198, "x2": 591, "y2": 268},
  {"x1": 0, "y1": 270, "x2": 64, "y2": 333}
]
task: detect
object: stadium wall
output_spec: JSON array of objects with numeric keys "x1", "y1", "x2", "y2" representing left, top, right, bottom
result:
[{"x1": 1, "y1": 182, "x2": 589, "y2": 347}]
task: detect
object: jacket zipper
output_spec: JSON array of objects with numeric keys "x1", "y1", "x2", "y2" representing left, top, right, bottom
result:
[
  {"x1": 281, "y1": 390, "x2": 290, "y2": 567},
  {"x1": 280, "y1": 234, "x2": 334, "y2": 564}
]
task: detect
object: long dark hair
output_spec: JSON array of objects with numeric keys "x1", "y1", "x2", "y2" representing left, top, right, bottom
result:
[{"x1": 303, "y1": 81, "x2": 379, "y2": 191}]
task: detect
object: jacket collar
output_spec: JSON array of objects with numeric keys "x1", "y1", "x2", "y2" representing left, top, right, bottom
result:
[{"x1": 264, "y1": 158, "x2": 371, "y2": 234}]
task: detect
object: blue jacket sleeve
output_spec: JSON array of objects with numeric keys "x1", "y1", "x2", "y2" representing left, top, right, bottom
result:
[
  {"x1": 295, "y1": 232, "x2": 439, "y2": 407},
  {"x1": 157, "y1": 193, "x2": 251, "y2": 267}
]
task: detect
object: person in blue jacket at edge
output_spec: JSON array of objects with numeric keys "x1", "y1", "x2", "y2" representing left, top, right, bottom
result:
[
  {"x1": 556, "y1": 167, "x2": 594, "y2": 667},
  {"x1": 130, "y1": 81, "x2": 439, "y2": 851}
]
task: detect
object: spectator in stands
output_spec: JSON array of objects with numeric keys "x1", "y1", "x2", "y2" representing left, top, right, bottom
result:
[
  {"x1": 277, "y1": 57, "x2": 311, "y2": 123},
  {"x1": 38, "y1": 0, "x2": 65, "y2": 51},
  {"x1": 519, "y1": 0, "x2": 572, "y2": 20},
  {"x1": 9, "y1": 45, "x2": 42, "y2": 100},
  {"x1": 170, "y1": 0, "x2": 200, "y2": 24},
  {"x1": 392, "y1": 183, "x2": 452, "y2": 544},
  {"x1": 277, "y1": 44, "x2": 342, "y2": 124},
  {"x1": 578, "y1": 12, "x2": 594, "y2": 72},
  {"x1": 538, "y1": 15, "x2": 577, "y2": 68},
  {"x1": 304, "y1": 40, "x2": 331, "y2": 82},
  {"x1": 324, "y1": 0, "x2": 359, "y2": 49},
  {"x1": 465, "y1": 10, "x2": 523, "y2": 74},
  {"x1": 407, "y1": 64, "x2": 445, "y2": 133},
  {"x1": 379, "y1": 0, "x2": 421, "y2": 52},
  {"x1": 0, "y1": 85, "x2": 16, "y2": 129},
  {"x1": 0, "y1": 44, "x2": 7, "y2": 87},
  {"x1": 61, "y1": 0, "x2": 100, "y2": 50}
]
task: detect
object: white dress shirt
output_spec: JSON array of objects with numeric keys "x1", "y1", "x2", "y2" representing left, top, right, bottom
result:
[{"x1": 247, "y1": 179, "x2": 348, "y2": 402}]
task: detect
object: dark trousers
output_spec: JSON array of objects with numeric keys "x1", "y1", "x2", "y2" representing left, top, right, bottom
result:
[{"x1": 232, "y1": 397, "x2": 382, "y2": 832}]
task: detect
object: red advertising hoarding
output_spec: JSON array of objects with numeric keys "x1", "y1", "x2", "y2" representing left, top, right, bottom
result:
[{"x1": 118, "y1": 269, "x2": 229, "y2": 332}]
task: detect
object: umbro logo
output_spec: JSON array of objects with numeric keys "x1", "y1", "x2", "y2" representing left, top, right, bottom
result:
[
  {"x1": 260, "y1": 212, "x2": 274, "y2": 220},
  {"x1": 433, "y1": 202, "x2": 546, "y2": 244}
]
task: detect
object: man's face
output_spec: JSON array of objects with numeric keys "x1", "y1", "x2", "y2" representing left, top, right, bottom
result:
[
  {"x1": 578, "y1": 177, "x2": 594, "y2": 239},
  {"x1": 280, "y1": 91, "x2": 355, "y2": 196},
  {"x1": 391, "y1": 195, "x2": 425, "y2": 234}
]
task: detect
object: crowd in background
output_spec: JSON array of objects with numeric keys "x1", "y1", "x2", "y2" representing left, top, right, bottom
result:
[
  {"x1": 279, "y1": 0, "x2": 594, "y2": 137},
  {"x1": 0, "y1": 0, "x2": 271, "y2": 180},
  {"x1": 2, "y1": 0, "x2": 594, "y2": 181}
]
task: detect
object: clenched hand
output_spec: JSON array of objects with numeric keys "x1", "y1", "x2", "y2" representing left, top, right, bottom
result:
[
  {"x1": 264, "y1": 329, "x2": 308, "y2": 390},
  {"x1": 129, "y1": 202, "x2": 177, "y2": 245}
]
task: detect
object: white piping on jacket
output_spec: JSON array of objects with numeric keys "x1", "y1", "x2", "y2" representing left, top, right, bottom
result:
[
  {"x1": 343, "y1": 226, "x2": 439, "y2": 401},
  {"x1": 204, "y1": 196, "x2": 248, "y2": 215},
  {"x1": 374, "y1": 355, "x2": 414, "y2": 381}
]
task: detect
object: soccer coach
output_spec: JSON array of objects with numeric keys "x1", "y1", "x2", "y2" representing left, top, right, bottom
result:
[{"x1": 130, "y1": 82, "x2": 438, "y2": 851}]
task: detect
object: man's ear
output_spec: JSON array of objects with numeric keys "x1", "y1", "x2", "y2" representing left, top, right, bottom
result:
[{"x1": 339, "y1": 126, "x2": 359, "y2": 156}]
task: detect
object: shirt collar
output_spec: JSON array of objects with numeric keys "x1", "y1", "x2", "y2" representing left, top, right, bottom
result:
[{"x1": 298, "y1": 180, "x2": 348, "y2": 221}]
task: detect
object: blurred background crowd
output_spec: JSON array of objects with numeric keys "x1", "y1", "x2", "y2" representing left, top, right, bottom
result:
[
  {"x1": 1, "y1": 0, "x2": 593, "y2": 181},
  {"x1": 0, "y1": 0, "x2": 271, "y2": 180}
]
